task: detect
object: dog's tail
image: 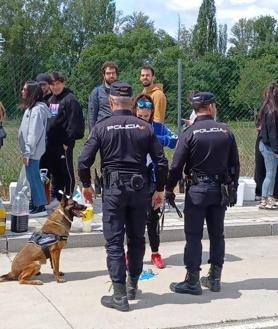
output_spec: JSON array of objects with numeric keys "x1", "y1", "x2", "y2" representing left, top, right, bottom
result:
[{"x1": 0, "y1": 273, "x2": 16, "y2": 282}]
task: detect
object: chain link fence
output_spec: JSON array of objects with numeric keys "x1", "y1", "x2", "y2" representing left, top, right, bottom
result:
[{"x1": 0, "y1": 53, "x2": 268, "y2": 198}]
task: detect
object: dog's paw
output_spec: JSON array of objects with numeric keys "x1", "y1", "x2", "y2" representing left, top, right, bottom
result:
[{"x1": 56, "y1": 277, "x2": 66, "y2": 283}]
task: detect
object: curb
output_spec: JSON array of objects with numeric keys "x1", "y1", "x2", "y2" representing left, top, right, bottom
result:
[{"x1": 1, "y1": 222, "x2": 278, "y2": 253}]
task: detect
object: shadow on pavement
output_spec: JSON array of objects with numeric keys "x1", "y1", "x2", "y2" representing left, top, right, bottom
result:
[
  {"x1": 132, "y1": 277, "x2": 278, "y2": 310},
  {"x1": 146, "y1": 251, "x2": 242, "y2": 267},
  {"x1": 38, "y1": 270, "x2": 107, "y2": 283}
]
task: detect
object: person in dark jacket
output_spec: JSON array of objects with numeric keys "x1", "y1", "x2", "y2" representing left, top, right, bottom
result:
[
  {"x1": 42, "y1": 72, "x2": 85, "y2": 204},
  {"x1": 88, "y1": 61, "x2": 118, "y2": 132},
  {"x1": 134, "y1": 93, "x2": 177, "y2": 269},
  {"x1": 258, "y1": 82, "x2": 278, "y2": 209},
  {"x1": 36, "y1": 73, "x2": 52, "y2": 104},
  {"x1": 78, "y1": 81, "x2": 168, "y2": 312},
  {"x1": 166, "y1": 91, "x2": 240, "y2": 295}
]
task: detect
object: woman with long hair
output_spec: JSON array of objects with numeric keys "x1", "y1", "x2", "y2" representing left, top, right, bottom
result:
[
  {"x1": 18, "y1": 80, "x2": 51, "y2": 216},
  {"x1": 258, "y1": 82, "x2": 278, "y2": 209}
]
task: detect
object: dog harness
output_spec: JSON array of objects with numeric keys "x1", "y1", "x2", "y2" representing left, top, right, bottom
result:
[{"x1": 28, "y1": 232, "x2": 68, "y2": 259}]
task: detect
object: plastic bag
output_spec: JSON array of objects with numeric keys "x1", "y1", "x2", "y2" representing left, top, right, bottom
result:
[
  {"x1": 73, "y1": 186, "x2": 86, "y2": 205},
  {"x1": 13, "y1": 165, "x2": 30, "y2": 203}
]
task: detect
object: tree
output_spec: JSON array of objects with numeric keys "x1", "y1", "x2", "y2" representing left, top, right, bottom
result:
[
  {"x1": 229, "y1": 19, "x2": 254, "y2": 55},
  {"x1": 120, "y1": 11, "x2": 155, "y2": 34},
  {"x1": 253, "y1": 16, "x2": 277, "y2": 46},
  {"x1": 192, "y1": 0, "x2": 218, "y2": 57},
  {"x1": 0, "y1": 0, "x2": 116, "y2": 114},
  {"x1": 230, "y1": 55, "x2": 278, "y2": 118},
  {"x1": 218, "y1": 24, "x2": 227, "y2": 55},
  {"x1": 229, "y1": 16, "x2": 277, "y2": 55}
]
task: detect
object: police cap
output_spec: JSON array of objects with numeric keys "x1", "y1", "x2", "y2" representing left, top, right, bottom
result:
[
  {"x1": 110, "y1": 81, "x2": 133, "y2": 97},
  {"x1": 189, "y1": 92, "x2": 217, "y2": 107}
]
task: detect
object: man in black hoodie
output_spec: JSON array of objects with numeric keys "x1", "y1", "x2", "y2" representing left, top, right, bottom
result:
[
  {"x1": 44, "y1": 72, "x2": 84, "y2": 202},
  {"x1": 36, "y1": 73, "x2": 52, "y2": 103}
]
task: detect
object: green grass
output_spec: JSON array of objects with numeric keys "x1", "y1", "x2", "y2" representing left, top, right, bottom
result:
[{"x1": 0, "y1": 120, "x2": 257, "y2": 199}]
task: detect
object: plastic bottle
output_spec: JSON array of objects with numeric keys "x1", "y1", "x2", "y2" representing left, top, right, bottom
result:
[
  {"x1": 82, "y1": 204, "x2": 95, "y2": 233},
  {"x1": 0, "y1": 198, "x2": 6, "y2": 235},
  {"x1": 10, "y1": 187, "x2": 29, "y2": 233},
  {"x1": 40, "y1": 168, "x2": 51, "y2": 204}
]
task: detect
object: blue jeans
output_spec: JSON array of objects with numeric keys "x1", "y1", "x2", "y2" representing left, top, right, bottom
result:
[
  {"x1": 259, "y1": 141, "x2": 278, "y2": 198},
  {"x1": 25, "y1": 159, "x2": 47, "y2": 207}
]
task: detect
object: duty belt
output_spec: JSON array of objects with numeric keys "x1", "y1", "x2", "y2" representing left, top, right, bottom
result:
[
  {"x1": 196, "y1": 175, "x2": 222, "y2": 182},
  {"x1": 102, "y1": 170, "x2": 145, "y2": 188},
  {"x1": 187, "y1": 172, "x2": 223, "y2": 185}
]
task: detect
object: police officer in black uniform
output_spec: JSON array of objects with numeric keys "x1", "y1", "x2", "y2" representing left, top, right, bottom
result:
[
  {"x1": 166, "y1": 91, "x2": 240, "y2": 295},
  {"x1": 78, "y1": 81, "x2": 168, "y2": 312}
]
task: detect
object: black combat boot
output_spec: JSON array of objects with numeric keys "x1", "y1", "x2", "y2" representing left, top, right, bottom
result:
[
  {"x1": 101, "y1": 282, "x2": 129, "y2": 312},
  {"x1": 127, "y1": 275, "x2": 139, "y2": 300},
  {"x1": 200, "y1": 265, "x2": 222, "y2": 292},
  {"x1": 170, "y1": 271, "x2": 202, "y2": 295}
]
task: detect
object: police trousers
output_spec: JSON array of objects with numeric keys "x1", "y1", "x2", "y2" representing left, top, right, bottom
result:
[
  {"x1": 102, "y1": 180, "x2": 148, "y2": 284},
  {"x1": 184, "y1": 181, "x2": 226, "y2": 272}
]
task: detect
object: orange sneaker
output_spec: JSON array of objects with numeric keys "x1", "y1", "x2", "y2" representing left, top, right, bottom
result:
[{"x1": 151, "y1": 253, "x2": 166, "y2": 269}]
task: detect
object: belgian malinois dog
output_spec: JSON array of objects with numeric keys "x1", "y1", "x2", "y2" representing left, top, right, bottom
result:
[{"x1": 0, "y1": 196, "x2": 86, "y2": 285}]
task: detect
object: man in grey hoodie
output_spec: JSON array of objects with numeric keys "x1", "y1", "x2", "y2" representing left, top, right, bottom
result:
[
  {"x1": 18, "y1": 81, "x2": 52, "y2": 217},
  {"x1": 88, "y1": 61, "x2": 118, "y2": 132}
]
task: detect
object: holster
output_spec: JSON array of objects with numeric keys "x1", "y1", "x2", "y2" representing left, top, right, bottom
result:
[
  {"x1": 220, "y1": 184, "x2": 230, "y2": 207},
  {"x1": 220, "y1": 182, "x2": 237, "y2": 207}
]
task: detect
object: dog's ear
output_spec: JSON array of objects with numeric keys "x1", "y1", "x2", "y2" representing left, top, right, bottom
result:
[{"x1": 59, "y1": 191, "x2": 68, "y2": 208}]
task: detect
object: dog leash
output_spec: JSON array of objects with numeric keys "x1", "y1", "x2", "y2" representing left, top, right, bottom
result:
[
  {"x1": 159, "y1": 198, "x2": 183, "y2": 232},
  {"x1": 159, "y1": 200, "x2": 166, "y2": 232}
]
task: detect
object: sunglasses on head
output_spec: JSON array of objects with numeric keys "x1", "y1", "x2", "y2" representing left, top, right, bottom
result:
[{"x1": 136, "y1": 100, "x2": 153, "y2": 109}]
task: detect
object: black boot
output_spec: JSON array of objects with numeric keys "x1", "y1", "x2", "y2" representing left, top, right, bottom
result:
[
  {"x1": 101, "y1": 282, "x2": 129, "y2": 312},
  {"x1": 127, "y1": 275, "x2": 139, "y2": 300},
  {"x1": 170, "y1": 271, "x2": 202, "y2": 295},
  {"x1": 200, "y1": 265, "x2": 222, "y2": 292}
]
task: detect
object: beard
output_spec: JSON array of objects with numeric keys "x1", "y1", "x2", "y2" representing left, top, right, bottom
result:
[
  {"x1": 105, "y1": 77, "x2": 116, "y2": 86},
  {"x1": 142, "y1": 81, "x2": 151, "y2": 87}
]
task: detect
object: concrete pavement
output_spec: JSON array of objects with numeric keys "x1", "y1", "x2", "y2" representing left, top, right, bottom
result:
[{"x1": 1, "y1": 237, "x2": 278, "y2": 329}]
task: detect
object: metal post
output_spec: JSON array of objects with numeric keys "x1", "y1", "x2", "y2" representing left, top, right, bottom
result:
[
  {"x1": 177, "y1": 59, "x2": 182, "y2": 133},
  {"x1": 0, "y1": 33, "x2": 6, "y2": 54}
]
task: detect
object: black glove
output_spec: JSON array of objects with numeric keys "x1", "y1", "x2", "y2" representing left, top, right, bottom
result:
[
  {"x1": 165, "y1": 191, "x2": 176, "y2": 205},
  {"x1": 165, "y1": 191, "x2": 182, "y2": 218},
  {"x1": 228, "y1": 184, "x2": 237, "y2": 207}
]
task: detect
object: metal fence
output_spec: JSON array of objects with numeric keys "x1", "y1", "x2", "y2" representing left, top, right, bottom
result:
[{"x1": 0, "y1": 54, "x2": 264, "y2": 198}]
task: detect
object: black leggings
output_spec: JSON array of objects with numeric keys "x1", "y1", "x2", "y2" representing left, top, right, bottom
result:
[
  {"x1": 40, "y1": 145, "x2": 75, "y2": 200},
  {"x1": 146, "y1": 206, "x2": 160, "y2": 253}
]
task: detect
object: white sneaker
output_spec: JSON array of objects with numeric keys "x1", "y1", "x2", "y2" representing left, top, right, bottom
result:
[
  {"x1": 45, "y1": 198, "x2": 60, "y2": 210},
  {"x1": 265, "y1": 197, "x2": 278, "y2": 210}
]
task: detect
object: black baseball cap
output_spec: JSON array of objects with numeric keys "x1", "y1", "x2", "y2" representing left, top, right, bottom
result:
[
  {"x1": 36, "y1": 73, "x2": 51, "y2": 85},
  {"x1": 189, "y1": 92, "x2": 218, "y2": 107},
  {"x1": 110, "y1": 81, "x2": 132, "y2": 97}
]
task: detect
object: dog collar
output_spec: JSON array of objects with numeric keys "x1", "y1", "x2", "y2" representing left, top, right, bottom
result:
[{"x1": 58, "y1": 209, "x2": 72, "y2": 224}]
